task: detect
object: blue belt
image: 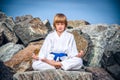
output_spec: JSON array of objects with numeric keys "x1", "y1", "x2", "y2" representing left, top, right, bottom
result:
[{"x1": 50, "y1": 52, "x2": 67, "y2": 61}]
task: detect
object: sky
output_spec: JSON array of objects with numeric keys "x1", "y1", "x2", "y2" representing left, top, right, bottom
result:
[{"x1": 0, "y1": 0, "x2": 120, "y2": 25}]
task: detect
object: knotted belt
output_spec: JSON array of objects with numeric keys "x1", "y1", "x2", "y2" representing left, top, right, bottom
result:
[{"x1": 50, "y1": 52, "x2": 68, "y2": 61}]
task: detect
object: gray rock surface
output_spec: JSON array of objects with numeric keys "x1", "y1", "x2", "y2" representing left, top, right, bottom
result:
[
  {"x1": 0, "y1": 42, "x2": 24, "y2": 62},
  {"x1": 0, "y1": 23, "x2": 18, "y2": 43},
  {"x1": 15, "y1": 15, "x2": 33, "y2": 26},
  {"x1": 43, "y1": 19, "x2": 53, "y2": 33},
  {"x1": 13, "y1": 69, "x2": 92, "y2": 80},
  {"x1": 0, "y1": 12, "x2": 18, "y2": 44},
  {"x1": 0, "y1": 28, "x2": 4, "y2": 46},
  {"x1": 85, "y1": 67, "x2": 115, "y2": 80},
  {"x1": 0, "y1": 12, "x2": 7, "y2": 21},
  {"x1": 68, "y1": 20, "x2": 90, "y2": 29},
  {"x1": 78, "y1": 24, "x2": 120, "y2": 67},
  {"x1": 14, "y1": 17, "x2": 50, "y2": 46},
  {"x1": 0, "y1": 60, "x2": 14, "y2": 80}
]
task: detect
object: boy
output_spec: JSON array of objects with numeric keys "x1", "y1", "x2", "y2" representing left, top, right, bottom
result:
[{"x1": 32, "y1": 13, "x2": 84, "y2": 70}]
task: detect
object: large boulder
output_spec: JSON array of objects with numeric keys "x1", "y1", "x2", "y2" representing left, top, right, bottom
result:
[
  {"x1": 0, "y1": 12, "x2": 7, "y2": 21},
  {"x1": 67, "y1": 20, "x2": 90, "y2": 29},
  {"x1": 14, "y1": 17, "x2": 51, "y2": 46},
  {"x1": 85, "y1": 67, "x2": 115, "y2": 80},
  {"x1": 0, "y1": 60, "x2": 14, "y2": 80},
  {"x1": 101, "y1": 25, "x2": 120, "y2": 80},
  {"x1": 43, "y1": 19, "x2": 53, "y2": 33},
  {"x1": 0, "y1": 28, "x2": 4, "y2": 46},
  {"x1": 0, "y1": 23, "x2": 18, "y2": 44},
  {"x1": 13, "y1": 69, "x2": 92, "y2": 80},
  {"x1": 15, "y1": 15, "x2": 33, "y2": 26},
  {"x1": 0, "y1": 12, "x2": 18, "y2": 45},
  {"x1": 0, "y1": 42, "x2": 24, "y2": 62},
  {"x1": 78, "y1": 24, "x2": 120, "y2": 80},
  {"x1": 78, "y1": 24, "x2": 120, "y2": 67},
  {"x1": 4, "y1": 40, "x2": 44, "y2": 72}
]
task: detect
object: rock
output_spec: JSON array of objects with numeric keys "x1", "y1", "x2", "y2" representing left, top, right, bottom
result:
[
  {"x1": 43, "y1": 19, "x2": 53, "y2": 33},
  {"x1": 79, "y1": 24, "x2": 120, "y2": 67},
  {"x1": 0, "y1": 23, "x2": 18, "y2": 44},
  {"x1": 15, "y1": 15, "x2": 33, "y2": 26},
  {"x1": 4, "y1": 40, "x2": 44, "y2": 72},
  {"x1": 0, "y1": 42, "x2": 24, "y2": 62},
  {"x1": 101, "y1": 51, "x2": 116, "y2": 67},
  {"x1": 0, "y1": 60, "x2": 14, "y2": 80},
  {"x1": 106, "y1": 64, "x2": 120, "y2": 80},
  {"x1": 67, "y1": 20, "x2": 90, "y2": 29},
  {"x1": 71, "y1": 29, "x2": 88, "y2": 53},
  {"x1": 0, "y1": 13, "x2": 18, "y2": 45},
  {"x1": 0, "y1": 12, "x2": 7, "y2": 21},
  {"x1": 100, "y1": 24, "x2": 120, "y2": 80},
  {"x1": 0, "y1": 12, "x2": 15, "y2": 30},
  {"x1": 0, "y1": 28, "x2": 4, "y2": 46},
  {"x1": 4, "y1": 17, "x2": 16, "y2": 31},
  {"x1": 29, "y1": 18, "x2": 48, "y2": 34},
  {"x1": 101, "y1": 51, "x2": 120, "y2": 80},
  {"x1": 14, "y1": 18, "x2": 49, "y2": 46},
  {"x1": 85, "y1": 67, "x2": 115, "y2": 80},
  {"x1": 13, "y1": 69, "x2": 92, "y2": 80},
  {"x1": 0, "y1": 11, "x2": 15, "y2": 32},
  {"x1": 114, "y1": 52, "x2": 120, "y2": 65}
]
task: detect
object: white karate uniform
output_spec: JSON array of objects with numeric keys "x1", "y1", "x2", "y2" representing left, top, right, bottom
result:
[{"x1": 32, "y1": 30, "x2": 83, "y2": 70}]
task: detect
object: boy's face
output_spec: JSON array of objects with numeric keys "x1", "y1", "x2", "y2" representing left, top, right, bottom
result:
[{"x1": 55, "y1": 22, "x2": 66, "y2": 33}]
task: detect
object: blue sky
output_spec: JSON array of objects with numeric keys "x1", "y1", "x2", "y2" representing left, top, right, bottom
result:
[{"x1": 0, "y1": 0, "x2": 120, "y2": 24}]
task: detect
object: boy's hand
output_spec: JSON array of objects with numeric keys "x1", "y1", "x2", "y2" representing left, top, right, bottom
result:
[
  {"x1": 41, "y1": 58, "x2": 62, "y2": 69},
  {"x1": 32, "y1": 53, "x2": 39, "y2": 60},
  {"x1": 76, "y1": 50, "x2": 84, "y2": 58}
]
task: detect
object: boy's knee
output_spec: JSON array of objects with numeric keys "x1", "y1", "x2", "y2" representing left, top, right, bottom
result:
[
  {"x1": 32, "y1": 61, "x2": 56, "y2": 70},
  {"x1": 61, "y1": 57, "x2": 83, "y2": 70},
  {"x1": 32, "y1": 62, "x2": 38, "y2": 70}
]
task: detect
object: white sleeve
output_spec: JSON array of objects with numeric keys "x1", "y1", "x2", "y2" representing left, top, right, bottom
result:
[
  {"x1": 68, "y1": 35, "x2": 78, "y2": 57},
  {"x1": 38, "y1": 35, "x2": 52, "y2": 59}
]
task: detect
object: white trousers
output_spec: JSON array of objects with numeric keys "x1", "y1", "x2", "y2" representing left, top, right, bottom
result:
[{"x1": 32, "y1": 57, "x2": 83, "y2": 71}]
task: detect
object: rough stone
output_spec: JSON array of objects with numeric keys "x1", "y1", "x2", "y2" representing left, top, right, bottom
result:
[
  {"x1": 0, "y1": 12, "x2": 7, "y2": 21},
  {"x1": 0, "y1": 28, "x2": 4, "y2": 46},
  {"x1": 79, "y1": 24, "x2": 120, "y2": 67},
  {"x1": 15, "y1": 15, "x2": 33, "y2": 26},
  {"x1": 4, "y1": 40, "x2": 44, "y2": 72},
  {"x1": 85, "y1": 67, "x2": 115, "y2": 80},
  {"x1": 67, "y1": 20, "x2": 90, "y2": 29},
  {"x1": 0, "y1": 60, "x2": 14, "y2": 80},
  {"x1": 101, "y1": 51, "x2": 120, "y2": 80},
  {"x1": 4, "y1": 17, "x2": 16, "y2": 31},
  {"x1": 13, "y1": 69, "x2": 92, "y2": 80},
  {"x1": 0, "y1": 42, "x2": 24, "y2": 62},
  {"x1": 0, "y1": 23, "x2": 18, "y2": 43},
  {"x1": 114, "y1": 52, "x2": 120, "y2": 65},
  {"x1": 14, "y1": 18, "x2": 48, "y2": 46},
  {"x1": 106, "y1": 64, "x2": 120, "y2": 80},
  {"x1": 100, "y1": 24, "x2": 120, "y2": 80},
  {"x1": 43, "y1": 19, "x2": 53, "y2": 33}
]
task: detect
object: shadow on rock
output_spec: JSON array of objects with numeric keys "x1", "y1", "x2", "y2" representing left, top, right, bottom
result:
[{"x1": 0, "y1": 60, "x2": 15, "y2": 80}]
